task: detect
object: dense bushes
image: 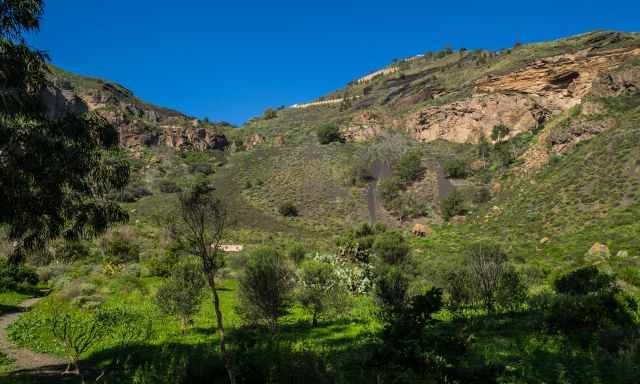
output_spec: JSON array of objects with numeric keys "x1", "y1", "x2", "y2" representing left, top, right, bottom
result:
[
  {"x1": 441, "y1": 190, "x2": 466, "y2": 221},
  {"x1": 278, "y1": 202, "x2": 298, "y2": 217},
  {"x1": 0, "y1": 258, "x2": 39, "y2": 292},
  {"x1": 443, "y1": 158, "x2": 469, "y2": 178},
  {"x1": 102, "y1": 229, "x2": 141, "y2": 265},
  {"x1": 316, "y1": 124, "x2": 344, "y2": 144},
  {"x1": 158, "y1": 180, "x2": 182, "y2": 193},
  {"x1": 115, "y1": 182, "x2": 153, "y2": 203}
]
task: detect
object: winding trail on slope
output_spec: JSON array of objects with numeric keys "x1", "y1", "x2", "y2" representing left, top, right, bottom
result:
[{"x1": 0, "y1": 297, "x2": 66, "y2": 375}]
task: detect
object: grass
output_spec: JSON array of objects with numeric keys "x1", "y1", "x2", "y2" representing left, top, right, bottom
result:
[{"x1": 0, "y1": 291, "x2": 30, "y2": 315}]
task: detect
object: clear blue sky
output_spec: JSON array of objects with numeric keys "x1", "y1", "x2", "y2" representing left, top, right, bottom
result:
[{"x1": 29, "y1": 0, "x2": 639, "y2": 125}]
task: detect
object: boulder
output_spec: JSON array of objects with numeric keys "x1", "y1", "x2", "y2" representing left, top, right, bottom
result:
[
  {"x1": 449, "y1": 215, "x2": 466, "y2": 225},
  {"x1": 411, "y1": 223, "x2": 432, "y2": 237},
  {"x1": 586, "y1": 242, "x2": 611, "y2": 263}
]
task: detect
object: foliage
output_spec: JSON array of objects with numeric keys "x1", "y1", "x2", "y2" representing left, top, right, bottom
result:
[
  {"x1": 0, "y1": 5, "x2": 130, "y2": 261},
  {"x1": 263, "y1": 107, "x2": 277, "y2": 120},
  {"x1": 316, "y1": 123, "x2": 343, "y2": 144},
  {"x1": 491, "y1": 124, "x2": 511, "y2": 142},
  {"x1": 158, "y1": 180, "x2": 182, "y2": 193},
  {"x1": 278, "y1": 201, "x2": 298, "y2": 217},
  {"x1": 495, "y1": 266, "x2": 528, "y2": 312},
  {"x1": 443, "y1": 158, "x2": 469, "y2": 178},
  {"x1": 0, "y1": 257, "x2": 38, "y2": 292},
  {"x1": 237, "y1": 246, "x2": 295, "y2": 330},
  {"x1": 102, "y1": 229, "x2": 141, "y2": 264},
  {"x1": 441, "y1": 189, "x2": 466, "y2": 221},
  {"x1": 286, "y1": 243, "x2": 306, "y2": 264},
  {"x1": 154, "y1": 258, "x2": 205, "y2": 334},
  {"x1": 467, "y1": 242, "x2": 508, "y2": 312},
  {"x1": 394, "y1": 150, "x2": 424, "y2": 184},
  {"x1": 554, "y1": 265, "x2": 615, "y2": 295},
  {"x1": 297, "y1": 259, "x2": 349, "y2": 326},
  {"x1": 372, "y1": 231, "x2": 409, "y2": 265},
  {"x1": 49, "y1": 302, "x2": 106, "y2": 373}
]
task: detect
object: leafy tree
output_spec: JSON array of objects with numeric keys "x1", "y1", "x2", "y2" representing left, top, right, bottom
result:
[
  {"x1": 154, "y1": 258, "x2": 205, "y2": 335},
  {"x1": 441, "y1": 190, "x2": 466, "y2": 221},
  {"x1": 237, "y1": 246, "x2": 295, "y2": 330},
  {"x1": 495, "y1": 267, "x2": 528, "y2": 312},
  {"x1": 176, "y1": 182, "x2": 236, "y2": 383},
  {"x1": 467, "y1": 242, "x2": 508, "y2": 313},
  {"x1": 1, "y1": 1, "x2": 129, "y2": 263},
  {"x1": 297, "y1": 259, "x2": 348, "y2": 327},
  {"x1": 316, "y1": 123, "x2": 343, "y2": 144},
  {"x1": 49, "y1": 303, "x2": 106, "y2": 375}
]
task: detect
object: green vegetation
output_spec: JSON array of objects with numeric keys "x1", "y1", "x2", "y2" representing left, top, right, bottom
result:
[{"x1": 316, "y1": 123, "x2": 344, "y2": 144}]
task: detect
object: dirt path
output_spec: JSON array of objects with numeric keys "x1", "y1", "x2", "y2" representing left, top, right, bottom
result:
[{"x1": 0, "y1": 297, "x2": 67, "y2": 373}]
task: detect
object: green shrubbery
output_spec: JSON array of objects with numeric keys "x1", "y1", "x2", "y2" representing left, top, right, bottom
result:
[
  {"x1": 316, "y1": 123, "x2": 344, "y2": 144},
  {"x1": 158, "y1": 180, "x2": 182, "y2": 193},
  {"x1": 278, "y1": 202, "x2": 298, "y2": 217},
  {"x1": 0, "y1": 258, "x2": 38, "y2": 293}
]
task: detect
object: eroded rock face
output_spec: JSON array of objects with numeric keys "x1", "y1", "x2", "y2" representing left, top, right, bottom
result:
[
  {"x1": 405, "y1": 93, "x2": 549, "y2": 143},
  {"x1": 405, "y1": 48, "x2": 640, "y2": 144},
  {"x1": 42, "y1": 87, "x2": 89, "y2": 120},
  {"x1": 162, "y1": 126, "x2": 229, "y2": 151},
  {"x1": 342, "y1": 111, "x2": 383, "y2": 142}
]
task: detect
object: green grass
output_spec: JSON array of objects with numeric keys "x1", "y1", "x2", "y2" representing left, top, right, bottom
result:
[{"x1": 0, "y1": 291, "x2": 30, "y2": 315}]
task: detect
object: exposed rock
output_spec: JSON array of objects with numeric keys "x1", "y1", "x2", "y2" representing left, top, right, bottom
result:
[
  {"x1": 540, "y1": 237, "x2": 550, "y2": 244},
  {"x1": 245, "y1": 134, "x2": 265, "y2": 150},
  {"x1": 616, "y1": 250, "x2": 630, "y2": 258},
  {"x1": 162, "y1": 126, "x2": 229, "y2": 151},
  {"x1": 586, "y1": 242, "x2": 611, "y2": 262},
  {"x1": 490, "y1": 183, "x2": 502, "y2": 194},
  {"x1": 405, "y1": 48, "x2": 640, "y2": 144},
  {"x1": 41, "y1": 87, "x2": 89, "y2": 120},
  {"x1": 274, "y1": 136, "x2": 285, "y2": 146},
  {"x1": 411, "y1": 223, "x2": 432, "y2": 237},
  {"x1": 342, "y1": 111, "x2": 383, "y2": 142},
  {"x1": 405, "y1": 93, "x2": 549, "y2": 143},
  {"x1": 470, "y1": 159, "x2": 488, "y2": 171}
]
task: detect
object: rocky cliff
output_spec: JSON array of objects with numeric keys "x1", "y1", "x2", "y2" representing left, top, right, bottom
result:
[{"x1": 45, "y1": 66, "x2": 230, "y2": 151}]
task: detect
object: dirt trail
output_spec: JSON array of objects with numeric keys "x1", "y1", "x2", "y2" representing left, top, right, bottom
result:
[{"x1": 0, "y1": 297, "x2": 66, "y2": 373}]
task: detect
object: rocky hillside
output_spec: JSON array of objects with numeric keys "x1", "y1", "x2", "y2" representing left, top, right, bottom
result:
[
  {"x1": 45, "y1": 31, "x2": 640, "y2": 249},
  {"x1": 45, "y1": 66, "x2": 231, "y2": 150}
]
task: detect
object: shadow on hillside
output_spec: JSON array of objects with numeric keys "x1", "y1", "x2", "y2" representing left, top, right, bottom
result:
[{"x1": 0, "y1": 364, "x2": 86, "y2": 384}]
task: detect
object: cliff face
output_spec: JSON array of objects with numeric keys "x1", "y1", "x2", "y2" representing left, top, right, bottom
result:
[
  {"x1": 44, "y1": 67, "x2": 229, "y2": 151},
  {"x1": 403, "y1": 47, "x2": 640, "y2": 144}
]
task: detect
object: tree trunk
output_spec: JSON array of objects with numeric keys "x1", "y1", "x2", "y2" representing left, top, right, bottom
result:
[
  {"x1": 207, "y1": 272, "x2": 236, "y2": 384},
  {"x1": 312, "y1": 311, "x2": 318, "y2": 328}
]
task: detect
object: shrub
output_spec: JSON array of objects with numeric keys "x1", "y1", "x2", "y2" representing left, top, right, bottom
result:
[
  {"x1": 147, "y1": 251, "x2": 180, "y2": 277},
  {"x1": 0, "y1": 258, "x2": 39, "y2": 293},
  {"x1": 395, "y1": 150, "x2": 423, "y2": 183},
  {"x1": 116, "y1": 183, "x2": 152, "y2": 203},
  {"x1": 443, "y1": 159, "x2": 469, "y2": 179},
  {"x1": 495, "y1": 267, "x2": 528, "y2": 312},
  {"x1": 278, "y1": 202, "x2": 298, "y2": 217},
  {"x1": 287, "y1": 243, "x2": 306, "y2": 264},
  {"x1": 554, "y1": 266, "x2": 615, "y2": 295},
  {"x1": 467, "y1": 242, "x2": 508, "y2": 313},
  {"x1": 263, "y1": 107, "x2": 278, "y2": 120},
  {"x1": 316, "y1": 124, "x2": 343, "y2": 145},
  {"x1": 441, "y1": 190, "x2": 466, "y2": 221},
  {"x1": 378, "y1": 176, "x2": 404, "y2": 204},
  {"x1": 54, "y1": 240, "x2": 92, "y2": 264},
  {"x1": 237, "y1": 247, "x2": 295, "y2": 330},
  {"x1": 297, "y1": 260, "x2": 349, "y2": 326},
  {"x1": 154, "y1": 259, "x2": 205, "y2": 334},
  {"x1": 102, "y1": 229, "x2": 141, "y2": 265},
  {"x1": 372, "y1": 231, "x2": 409, "y2": 265},
  {"x1": 189, "y1": 162, "x2": 214, "y2": 175},
  {"x1": 158, "y1": 180, "x2": 182, "y2": 193}
]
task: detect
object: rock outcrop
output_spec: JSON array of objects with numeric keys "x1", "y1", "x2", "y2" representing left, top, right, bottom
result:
[
  {"x1": 404, "y1": 47, "x2": 640, "y2": 144},
  {"x1": 342, "y1": 111, "x2": 383, "y2": 142}
]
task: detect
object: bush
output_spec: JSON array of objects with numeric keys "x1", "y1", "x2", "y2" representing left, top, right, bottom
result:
[
  {"x1": 237, "y1": 247, "x2": 295, "y2": 329},
  {"x1": 154, "y1": 259, "x2": 205, "y2": 334},
  {"x1": 102, "y1": 229, "x2": 141, "y2": 265},
  {"x1": 263, "y1": 107, "x2": 278, "y2": 120},
  {"x1": 297, "y1": 260, "x2": 349, "y2": 327},
  {"x1": 158, "y1": 180, "x2": 182, "y2": 193},
  {"x1": 443, "y1": 159, "x2": 469, "y2": 179},
  {"x1": 0, "y1": 259, "x2": 39, "y2": 293},
  {"x1": 554, "y1": 265, "x2": 615, "y2": 295},
  {"x1": 495, "y1": 267, "x2": 528, "y2": 312},
  {"x1": 116, "y1": 183, "x2": 152, "y2": 203},
  {"x1": 287, "y1": 243, "x2": 306, "y2": 264},
  {"x1": 372, "y1": 231, "x2": 409, "y2": 265},
  {"x1": 278, "y1": 202, "x2": 298, "y2": 217},
  {"x1": 54, "y1": 240, "x2": 92, "y2": 264},
  {"x1": 316, "y1": 124, "x2": 344, "y2": 144},
  {"x1": 395, "y1": 150, "x2": 423, "y2": 183},
  {"x1": 441, "y1": 190, "x2": 466, "y2": 221},
  {"x1": 147, "y1": 251, "x2": 180, "y2": 277},
  {"x1": 378, "y1": 176, "x2": 404, "y2": 204},
  {"x1": 189, "y1": 162, "x2": 214, "y2": 175},
  {"x1": 467, "y1": 242, "x2": 508, "y2": 313}
]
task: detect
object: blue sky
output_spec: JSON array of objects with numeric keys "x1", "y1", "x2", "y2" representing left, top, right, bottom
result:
[{"x1": 29, "y1": 0, "x2": 640, "y2": 124}]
